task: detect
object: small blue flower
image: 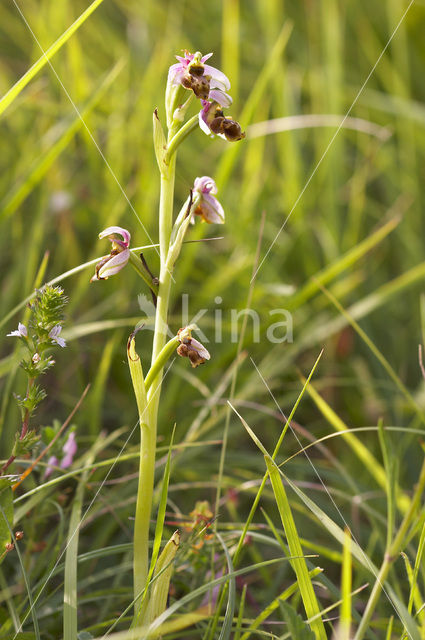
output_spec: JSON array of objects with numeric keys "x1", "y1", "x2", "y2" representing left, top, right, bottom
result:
[
  {"x1": 48, "y1": 325, "x2": 66, "y2": 348},
  {"x1": 7, "y1": 322, "x2": 28, "y2": 338}
]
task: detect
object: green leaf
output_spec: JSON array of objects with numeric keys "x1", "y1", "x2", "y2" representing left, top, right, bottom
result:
[
  {"x1": 280, "y1": 601, "x2": 315, "y2": 640},
  {"x1": 265, "y1": 456, "x2": 327, "y2": 640},
  {"x1": 239, "y1": 566, "x2": 323, "y2": 640},
  {"x1": 12, "y1": 430, "x2": 40, "y2": 457},
  {"x1": 134, "y1": 426, "x2": 176, "y2": 626},
  {"x1": 281, "y1": 472, "x2": 421, "y2": 640},
  {"x1": 0, "y1": 479, "x2": 14, "y2": 560},
  {"x1": 63, "y1": 437, "x2": 103, "y2": 640},
  {"x1": 216, "y1": 531, "x2": 236, "y2": 640},
  {"x1": 0, "y1": 634, "x2": 36, "y2": 639},
  {"x1": 153, "y1": 109, "x2": 167, "y2": 173},
  {"x1": 144, "y1": 531, "x2": 180, "y2": 625}
]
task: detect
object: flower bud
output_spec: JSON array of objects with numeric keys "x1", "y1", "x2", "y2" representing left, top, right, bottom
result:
[{"x1": 61, "y1": 432, "x2": 77, "y2": 469}]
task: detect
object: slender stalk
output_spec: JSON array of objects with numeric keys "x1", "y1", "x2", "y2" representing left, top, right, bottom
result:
[
  {"x1": 132, "y1": 120, "x2": 180, "y2": 627},
  {"x1": 144, "y1": 336, "x2": 179, "y2": 393},
  {"x1": 1, "y1": 379, "x2": 34, "y2": 473},
  {"x1": 354, "y1": 457, "x2": 425, "y2": 640},
  {"x1": 148, "y1": 127, "x2": 178, "y2": 423},
  {"x1": 127, "y1": 336, "x2": 150, "y2": 616},
  {"x1": 133, "y1": 420, "x2": 156, "y2": 617},
  {"x1": 165, "y1": 114, "x2": 199, "y2": 163},
  {"x1": 128, "y1": 251, "x2": 158, "y2": 296}
]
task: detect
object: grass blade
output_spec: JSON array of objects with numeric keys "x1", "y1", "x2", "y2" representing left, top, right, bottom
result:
[
  {"x1": 339, "y1": 528, "x2": 352, "y2": 640},
  {"x1": 265, "y1": 455, "x2": 327, "y2": 640},
  {"x1": 216, "y1": 531, "x2": 236, "y2": 640},
  {"x1": 305, "y1": 381, "x2": 410, "y2": 515},
  {"x1": 239, "y1": 568, "x2": 323, "y2": 640},
  {"x1": 0, "y1": 0, "x2": 105, "y2": 118},
  {"x1": 0, "y1": 60, "x2": 124, "y2": 222},
  {"x1": 63, "y1": 442, "x2": 99, "y2": 640}
]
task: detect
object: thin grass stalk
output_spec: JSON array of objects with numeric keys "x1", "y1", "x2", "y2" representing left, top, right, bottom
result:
[{"x1": 354, "y1": 457, "x2": 425, "y2": 640}]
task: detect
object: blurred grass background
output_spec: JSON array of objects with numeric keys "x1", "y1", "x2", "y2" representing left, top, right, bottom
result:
[{"x1": 2, "y1": 0, "x2": 425, "y2": 637}]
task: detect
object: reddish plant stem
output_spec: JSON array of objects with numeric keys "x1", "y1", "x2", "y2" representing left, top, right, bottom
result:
[{"x1": 1, "y1": 379, "x2": 34, "y2": 474}]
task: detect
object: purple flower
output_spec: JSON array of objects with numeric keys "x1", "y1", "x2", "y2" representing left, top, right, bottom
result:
[
  {"x1": 61, "y1": 432, "x2": 77, "y2": 469},
  {"x1": 48, "y1": 325, "x2": 66, "y2": 348},
  {"x1": 177, "y1": 326, "x2": 210, "y2": 368},
  {"x1": 192, "y1": 176, "x2": 225, "y2": 224},
  {"x1": 168, "y1": 50, "x2": 230, "y2": 100},
  {"x1": 91, "y1": 226, "x2": 131, "y2": 282},
  {"x1": 44, "y1": 455, "x2": 59, "y2": 479},
  {"x1": 7, "y1": 322, "x2": 28, "y2": 338},
  {"x1": 199, "y1": 100, "x2": 245, "y2": 142}
]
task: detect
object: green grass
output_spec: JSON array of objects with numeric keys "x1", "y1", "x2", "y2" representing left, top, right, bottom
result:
[{"x1": 2, "y1": 0, "x2": 425, "y2": 638}]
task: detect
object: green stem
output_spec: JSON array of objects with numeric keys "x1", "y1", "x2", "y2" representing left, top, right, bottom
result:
[
  {"x1": 130, "y1": 109, "x2": 197, "y2": 628},
  {"x1": 132, "y1": 124, "x2": 177, "y2": 627},
  {"x1": 165, "y1": 114, "x2": 199, "y2": 163},
  {"x1": 144, "y1": 335, "x2": 179, "y2": 393},
  {"x1": 133, "y1": 421, "x2": 156, "y2": 618},
  {"x1": 127, "y1": 336, "x2": 151, "y2": 616}
]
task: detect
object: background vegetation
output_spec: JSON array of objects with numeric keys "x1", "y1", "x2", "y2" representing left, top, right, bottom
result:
[{"x1": 1, "y1": 0, "x2": 425, "y2": 638}]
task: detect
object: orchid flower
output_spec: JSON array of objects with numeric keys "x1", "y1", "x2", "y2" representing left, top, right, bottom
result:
[
  {"x1": 168, "y1": 50, "x2": 230, "y2": 100},
  {"x1": 192, "y1": 176, "x2": 225, "y2": 224},
  {"x1": 199, "y1": 100, "x2": 245, "y2": 141},
  {"x1": 91, "y1": 226, "x2": 131, "y2": 281},
  {"x1": 177, "y1": 326, "x2": 210, "y2": 368}
]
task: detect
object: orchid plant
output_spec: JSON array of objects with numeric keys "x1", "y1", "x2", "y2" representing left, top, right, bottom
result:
[{"x1": 91, "y1": 50, "x2": 244, "y2": 631}]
